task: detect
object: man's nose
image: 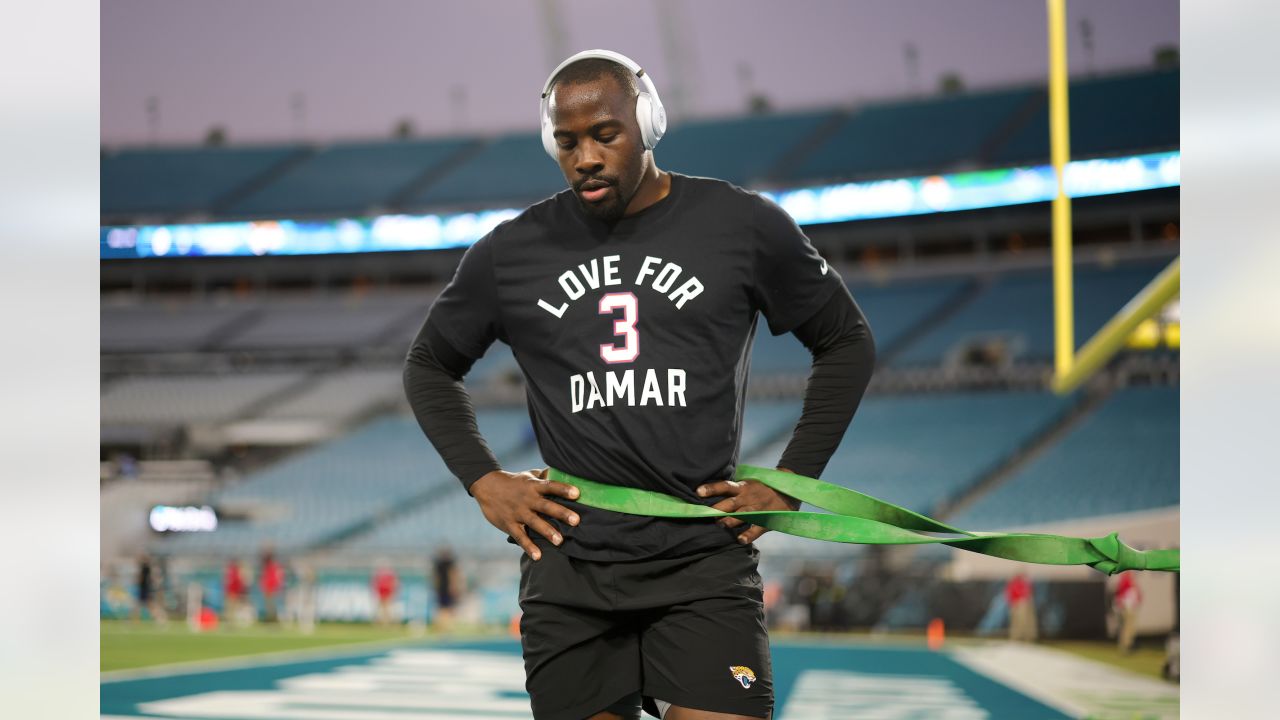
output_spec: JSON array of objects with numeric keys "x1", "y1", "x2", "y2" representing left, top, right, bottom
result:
[{"x1": 574, "y1": 141, "x2": 604, "y2": 176}]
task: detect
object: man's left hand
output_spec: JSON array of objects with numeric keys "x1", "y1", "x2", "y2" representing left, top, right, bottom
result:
[{"x1": 696, "y1": 469, "x2": 801, "y2": 545}]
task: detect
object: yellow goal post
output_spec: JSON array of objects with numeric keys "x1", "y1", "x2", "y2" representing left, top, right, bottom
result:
[{"x1": 1046, "y1": 0, "x2": 1180, "y2": 395}]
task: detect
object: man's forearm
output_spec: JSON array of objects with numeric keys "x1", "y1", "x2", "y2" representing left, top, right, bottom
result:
[
  {"x1": 777, "y1": 288, "x2": 876, "y2": 478},
  {"x1": 403, "y1": 321, "x2": 503, "y2": 493}
]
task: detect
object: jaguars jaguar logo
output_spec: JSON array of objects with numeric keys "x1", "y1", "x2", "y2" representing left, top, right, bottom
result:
[{"x1": 729, "y1": 665, "x2": 757, "y2": 689}]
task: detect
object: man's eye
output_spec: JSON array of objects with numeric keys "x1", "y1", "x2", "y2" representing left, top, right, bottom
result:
[{"x1": 598, "y1": 135, "x2": 617, "y2": 143}]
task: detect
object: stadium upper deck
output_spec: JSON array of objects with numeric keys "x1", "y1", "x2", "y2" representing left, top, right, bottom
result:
[{"x1": 101, "y1": 68, "x2": 1177, "y2": 224}]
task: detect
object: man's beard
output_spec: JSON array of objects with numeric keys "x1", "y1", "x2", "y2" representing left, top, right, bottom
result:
[{"x1": 578, "y1": 191, "x2": 628, "y2": 224}]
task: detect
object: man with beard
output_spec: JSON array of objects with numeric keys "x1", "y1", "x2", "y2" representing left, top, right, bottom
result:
[{"x1": 404, "y1": 50, "x2": 875, "y2": 720}]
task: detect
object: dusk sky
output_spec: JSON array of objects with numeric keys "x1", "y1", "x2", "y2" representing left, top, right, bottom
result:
[{"x1": 102, "y1": 0, "x2": 1178, "y2": 147}]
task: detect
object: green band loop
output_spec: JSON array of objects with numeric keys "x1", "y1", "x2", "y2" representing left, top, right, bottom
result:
[{"x1": 546, "y1": 465, "x2": 1178, "y2": 575}]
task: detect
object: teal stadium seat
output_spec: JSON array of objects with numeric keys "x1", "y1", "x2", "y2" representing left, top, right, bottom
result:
[
  {"x1": 748, "y1": 391, "x2": 1071, "y2": 555},
  {"x1": 991, "y1": 69, "x2": 1179, "y2": 166},
  {"x1": 336, "y1": 400, "x2": 801, "y2": 556},
  {"x1": 157, "y1": 410, "x2": 533, "y2": 556},
  {"x1": 892, "y1": 261, "x2": 1165, "y2": 367},
  {"x1": 657, "y1": 111, "x2": 836, "y2": 186},
  {"x1": 408, "y1": 133, "x2": 566, "y2": 209},
  {"x1": 748, "y1": 277, "x2": 969, "y2": 375},
  {"x1": 228, "y1": 138, "x2": 473, "y2": 217},
  {"x1": 102, "y1": 146, "x2": 303, "y2": 216},
  {"x1": 949, "y1": 386, "x2": 1179, "y2": 528},
  {"x1": 785, "y1": 89, "x2": 1037, "y2": 181}
]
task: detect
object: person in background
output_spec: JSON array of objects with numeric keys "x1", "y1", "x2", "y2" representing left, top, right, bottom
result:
[
  {"x1": 1006, "y1": 572, "x2": 1037, "y2": 642},
  {"x1": 432, "y1": 547, "x2": 462, "y2": 633},
  {"x1": 259, "y1": 548, "x2": 285, "y2": 624},
  {"x1": 284, "y1": 561, "x2": 317, "y2": 634},
  {"x1": 223, "y1": 557, "x2": 246, "y2": 625},
  {"x1": 132, "y1": 554, "x2": 166, "y2": 624},
  {"x1": 372, "y1": 561, "x2": 399, "y2": 627},
  {"x1": 1114, "y1": 570, "x2": 1143, "y2": 653}
]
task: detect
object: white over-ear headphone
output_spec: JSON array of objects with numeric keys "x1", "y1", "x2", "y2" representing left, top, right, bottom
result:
[{"x1": 539, "y1": 49, "x2": 667, "y2": 160}]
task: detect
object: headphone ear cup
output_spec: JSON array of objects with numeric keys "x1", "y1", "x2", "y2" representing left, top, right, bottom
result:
[
  {"x1": 635, "y1": 93, "x2": 656, "y2": 150},
  {"x1": 650, "y1": 99, "x2": 667, "y2": 145},
  {"x1": 541, "y1": 113, "x2": 558, "y2": 159}
]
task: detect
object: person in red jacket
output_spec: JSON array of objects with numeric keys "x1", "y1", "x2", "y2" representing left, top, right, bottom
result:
[
  {"x1": 223, "y1": 558, "x2": 246, "y2": 625},
  {"x1": 1114, "y1": 571, "x2": 1143, "y2": 653},
  {"x1": 372, "y1": 562, "x2": 399, "y2": 627},
  {"x1": 1006, "y1": 572, "x2": 1037, "y2": 642},
  {"x1": 259, "y1": 549, "x2": 285, "y2": 623}
]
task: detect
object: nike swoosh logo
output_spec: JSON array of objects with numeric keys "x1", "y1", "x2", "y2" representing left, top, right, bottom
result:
[{"x1": 819, "y1": 259, "x2": 828, "y2": 275}]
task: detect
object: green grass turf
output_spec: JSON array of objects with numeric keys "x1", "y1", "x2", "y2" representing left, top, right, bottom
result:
[
  {"x1": 100, "y1": 620, "x2": 504, "y2": 673},
  {"x1": 1043, "y1": 639, "x2": 1170, "y2": 681}
]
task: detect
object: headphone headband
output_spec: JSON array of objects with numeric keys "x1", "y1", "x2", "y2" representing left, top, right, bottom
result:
[{"x1": 539, "y1": 49, "x2": 667, "y2": 158}]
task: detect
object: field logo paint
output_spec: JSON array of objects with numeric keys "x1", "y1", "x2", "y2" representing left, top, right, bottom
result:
[{"x1": 778, "y1": 669, "x2": 989, "y2": 720}]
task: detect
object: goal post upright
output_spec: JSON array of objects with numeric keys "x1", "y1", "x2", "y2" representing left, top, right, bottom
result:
[{"x1": 1048, "y1": 0, "x2": 1075, "y2": 383}]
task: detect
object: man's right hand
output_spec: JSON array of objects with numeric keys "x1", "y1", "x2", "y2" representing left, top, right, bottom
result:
[{"x1": 470, "y1": 468, "x2": 581, "y2": 560}]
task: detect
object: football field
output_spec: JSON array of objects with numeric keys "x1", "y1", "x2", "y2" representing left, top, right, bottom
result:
[{"x1": 101, "y1": 624, "x2": 1177, "y2": 719}]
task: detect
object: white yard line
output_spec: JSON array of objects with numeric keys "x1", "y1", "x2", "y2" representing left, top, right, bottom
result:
[{"x1": 950, "y1": 641, "x2": 1178, "y2": 719}]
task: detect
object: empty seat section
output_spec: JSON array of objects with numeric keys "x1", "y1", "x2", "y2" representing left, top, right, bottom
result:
[
  {"x1": 220, "y1": 293, "x2": 428, "y2": 350},
  {"x1": 892, "y1": 261, "x2": 1166, "y2": 367},
  {"x1": 659, "y1": 111, "x2": 836, "y2": 186},
  {"x1": 820, "y1": 391, "x2": 1070, "y2": 514},
  {"x1": 991, "y1": 70, "x2": 1179, "y2": 166},
  {"x1": 748, "y1": 277, "x2": 967, "y2": 375},
  {"x1": 100, "y1": 301, "x2": 258, "y2": 352},
  {"x1": 260, "y1": 367, "x2": 405, "y2": 422},
  {"x1": 158, "y1": 410, "x2": 533, "y2": 555},
  {"x1": 102, "y1": 146, "x2": 302, "y2": 216},
  {"x1": 227, "y1": 138, "x2": 472, "y2": 216},
  {"x1": 408, "y1": 133, "x2": 566, "y2": 209},
  {"x1": 101, "y1": 372, "x2": 305, "y2": 425},
  {"x1": 785, "y1": 89, "x2": 1036, "y2": 182},
  {"x1": 336, "y1": 417, "x2": 541, "y2": 556},
  {"x1": 949, "y1": 386, "x2": 1178, "y2": 529}
]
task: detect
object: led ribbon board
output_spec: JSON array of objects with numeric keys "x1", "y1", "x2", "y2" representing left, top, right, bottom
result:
[{"x1": 101, "y1": 151, "x2": 1178, "y2": 259}]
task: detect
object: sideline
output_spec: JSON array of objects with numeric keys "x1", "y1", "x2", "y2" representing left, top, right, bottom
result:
[
  {"x1": 951, "y1": 641, "x2": 1178, "y2": 719},
  {"x1": 100, "y1": 635, "x2": 511, "y2": 683}
]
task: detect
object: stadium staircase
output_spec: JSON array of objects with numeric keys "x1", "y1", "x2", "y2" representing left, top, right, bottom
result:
[
  {"x1": 872, "y1": 278, "x2": 984, "y2": 365},
  {"x1": 933, "y1": 386, "x2": 1111, "y2": 521},
  {"x1": 386, "y1": 138, "x2": 489, "y2": 212},
  {"x1": 209, "y1": 146, "x2": 320, "y2": 218}
]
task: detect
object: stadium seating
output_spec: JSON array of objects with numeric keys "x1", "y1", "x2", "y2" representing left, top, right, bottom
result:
[
  {"x1": 226, "y1": 138, "x2": 474, "y2": 217},
  {"x1": 101, "y1": 70, "x2": 1178, "y2": 223},
  {"x1": 102, "y1": 145, "x2": 304, "y2": 216},
  {"x1": 657, "y1": 110, "x2": 837, "y2": 186},
  {"x1": 948, "y1": 386, "x2": 1179, "y2": 529},
  {"x1": 990, "y1": 69, "x2": 1179, "y2": 166},
  {"x1": 814, "y1": 391, "x2": 1071, "y2": 514},
  {"x1": 748, "y1": 277, "x2": 970, "y2": 374},
  {"x1": 783, "y1": 88, "x2": 1039, "y2": 182},
  {"x1": 158, "y1": 410, "x2": 534, "y2": 556},
  {"x1": 405, "y1": 133, "x2": 567, "y2": 209},
  {"x1": 259, "y1": 367, "x2": 405, "y2": 423},
  {"x1": 101, "y1": 299, "x2": 259, "y2": 353},
  {"x1": 218, "y1": 293, "x2": 429, "y2": 351},
  {"x1": 101, "y1": 372, "x2": 306, "y2": 426},
  {"x1": 338, "y1": 400, "x2": 799, "y2": 556},
  {"x1": 750, "y1": 391, "x2": 1072, "y2": 555},
  {"x1": 891, "y1": 261, "x2": 1166, "y2": 367}
]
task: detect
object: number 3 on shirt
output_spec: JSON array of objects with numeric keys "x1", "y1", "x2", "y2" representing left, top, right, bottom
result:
[{"x1": 598, "y1": 292, "x2": 639, "y2": 363}]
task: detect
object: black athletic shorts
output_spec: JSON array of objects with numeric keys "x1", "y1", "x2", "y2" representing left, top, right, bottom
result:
[{"x1": 518, "y1": 537, "x2": 773, "y2": 720}]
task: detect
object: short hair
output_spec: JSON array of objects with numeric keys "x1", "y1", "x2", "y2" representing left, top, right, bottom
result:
[{"x1": 548, "y1": 58, "x2": 639, "y2": 100}]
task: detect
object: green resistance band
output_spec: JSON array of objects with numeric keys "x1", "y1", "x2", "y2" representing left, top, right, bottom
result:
[{"x1": 546, "y1": 465, "x2": 1178, "y2": 576}]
